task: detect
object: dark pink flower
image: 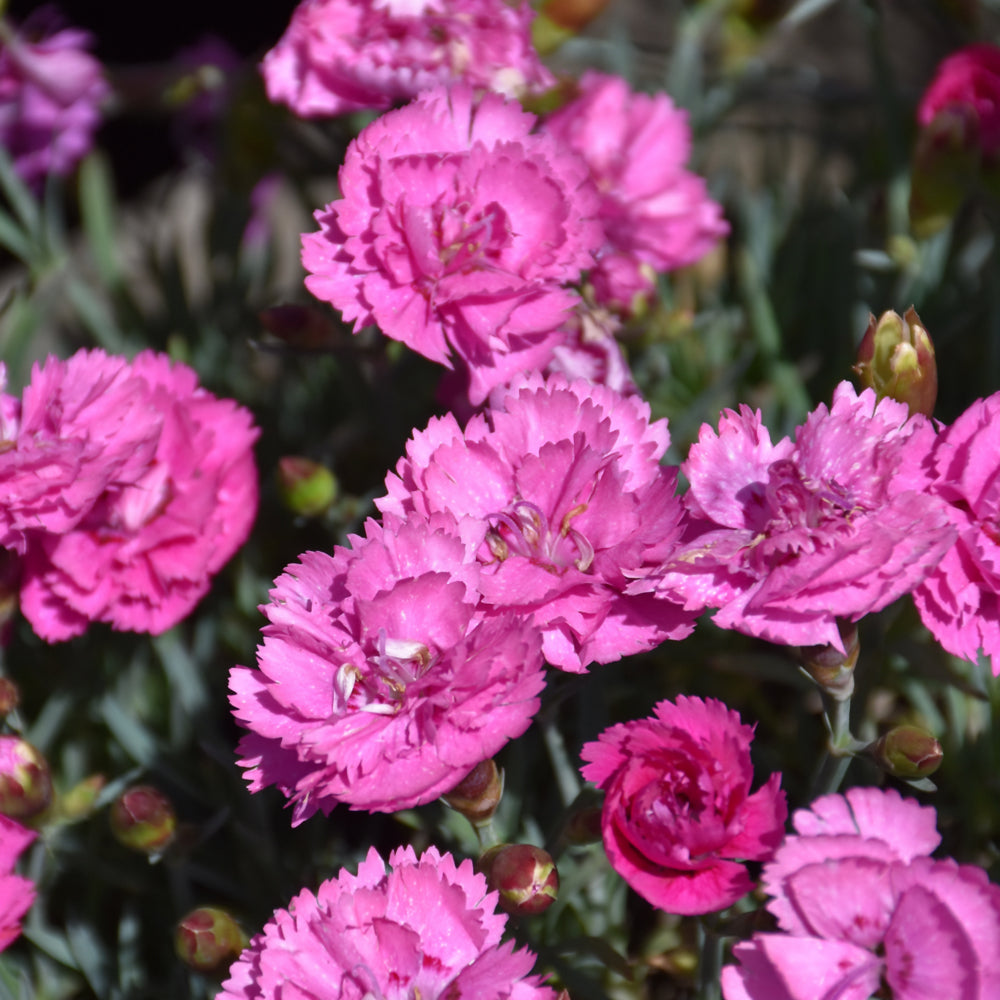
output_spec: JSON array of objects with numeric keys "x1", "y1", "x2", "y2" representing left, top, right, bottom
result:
[
  {"x1": 377, "y1": 373, "x2": 694, "y2": 672},
  {"x1": 722, "y1": 788, "x2": 1000, "y2": 1000},
  {"x1": 230, "y1": 515, "x2": 545, "y2": 821},
  {"x1": 0, "y1": 352, "x2": 162, "y2": 554},
  {"x1": 918, "y1": 44, "x2": 1000, "y2": 159},
  {"x1": 0, "y1": 815, "x2": 34, "y2": 951},
  {"x1": 580, "y1": 696, "x2": 786, "y2": 915},
  {"x1": 219, "y1": 845, "x2": 557, "y2": 1000},
  {"x1": 302, "y1": 86, "x2": 603, "y2": 403},
  {"x1": 640, "y1": 382, "x2": 956, "y2": 650},
  {"x1": 907, "y1": 393, "x2": 1000, "y2": 670},
  {"x1": 541, "y1": 72, "x2": 728, "y2": 275},
  {"x1": 0, "y1": 11, "x2": 108, "y2": 188},
  {"x1": 262, "y1": 0, "x2": 553, "y2": 119},
  {"x1": 20, "y1": 351, "x2": 259, "y2": 640}
]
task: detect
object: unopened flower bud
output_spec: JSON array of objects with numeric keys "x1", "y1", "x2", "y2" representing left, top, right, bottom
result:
[
  {"x1": 258, "y1": 304, "x2": 344, "y2": 352},
  {"x1": 0, "y1": 736, "x2": 52, "y2": 818},
  {"x1": 478, "y1": 844, "x2": 559, "y2": 916},
  {"x1": 442, "y1": 759, "x2": 503, "y2": 825},
  {"x1": 276, "y1": 457, "x2": 338, "y2": 517},
  {"x1": 60, "y1": 774, "x2": 106, "y2": 821},
  {"x1": 798, "y1": 621, "x2": 859, "y2": 700},
  {"x1": 0, "y1": 678, "x2": 19, "y2": 716},
  {"x1": 532, "y1": 0, "x2": 610, "y2": 53},
  {"x1": 867, "y1": 725, "x2": 943, "y2": 779},
  {"x1": 854, "y1": 307, "x2": 937, "y2": 417},
  {"x1": 109, "y1": 785, "x2": 177, "y2": 854},
  {"x1": 563, "y1": 806, "x2": 603, "y2": 845},
  {"x1": 175, "y1": 906, "x2": 248, "y2": 974}
]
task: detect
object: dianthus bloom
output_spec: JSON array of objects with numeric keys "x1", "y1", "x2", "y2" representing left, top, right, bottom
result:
[
  {"x1": 377, "y1": 373, "x2": 694, "y2": 672},
  {"x1": 908, "y1": 392, "x2": 1000, "y2": 670},
  {"x1": 0, "y1": 352, "x2": 161, "y2": 554},
  {"x1": 219, "y1": 845, "x2": 557, "y2": 1000},
  {"x1": 230, "y1": 515, "x2": 545, "y2": 821},
  {"x1": 580, "y1": 696, "x2": 785, "y2": 915},
  {"x1": 722, "y1": 787, "x2": 1000, "y2": 1000},
  {"x1": 540, "y1": 72, "x2": 728, "y2": 283},
  {"x1": 19, "y1": 351, "x2": 259, "y2": 640},
  {"x1": 639, "y1": 382, "x2": 956, "y2": 650},
  {"x1": 262, "y1": 0, "x2": 553, "y2": 119},
  {"x1": 302, "y1": 86, "x2": 603, "y2": 403},
  {"x1": 0, "y1": 11, "x2": 108, "y2": 188},
  {"x1": 0, "y1": 815, "x2": 35, "y2": 950},
  {"x1": 918, "y1": 43, "x2": 1000, "y2": 160}
]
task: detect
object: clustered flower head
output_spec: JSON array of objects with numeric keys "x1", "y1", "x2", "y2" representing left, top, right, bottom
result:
[
  {"x1": 581, "y1": 696, "x2": 786, "y2": 915},
  {"x1": 639, "y1": 381, "x2": 956, "y2": 650},
  {"x1": 0, "y1": 349, "x2": 259, "y2": 642},
  {"x1": 219, "y1": 845, "x2": 558, "y2": 1000},
  {"x1": 0, "y1": 9, "x2": 108, "y2": 189},
  {"x1": 302, "y1": 85, "x2": 603, "y2": 403},
  {"x1": 722, "y1": 787, "x2": 1000, "y2": 1000},
  {"x1": 262, "y1": 0, "x2": 554, "y2": 119}
]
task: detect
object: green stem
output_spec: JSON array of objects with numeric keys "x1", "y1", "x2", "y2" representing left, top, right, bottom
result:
[{"x1": 697, "y1": 917, "x2": 723, "y2": 1000}]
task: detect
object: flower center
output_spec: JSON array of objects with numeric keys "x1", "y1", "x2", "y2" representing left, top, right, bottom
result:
[
  {"x1": 335, "y1": 630, "x2": 434, "y2": 716},
  {"x1": 483, "y1": 499, "x2": 594, "y2": 574}
]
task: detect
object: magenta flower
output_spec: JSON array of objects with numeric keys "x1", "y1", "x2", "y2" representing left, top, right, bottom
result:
[
  {"x1": 640, "y1": 382, "x2": 956, "y2": 650},
  {"x1": 230, "y1": 514, "x2": 545, "y2": 821},
  {"x1": 262, "y1": 0, "x2": 553, "y2": 119},
  {"x1": 543, "y1": 305, "x2": 638, "y2": 396},
  {"x1": 580, "y1": 696, "x2": 786, "y2": 915},
  {"x1": 377, "y1": 373, "x2": 694, "y2": 672},
  {"x1": 0, "y1": 351, "x2": 162, "y2": 554},
  {"x1": 541, "y1": 72, "x2": 728, "y2": 276},
  {"x1": 0, "y1": 816, "x2": 34, "y2": 951},
  {"x1": 0, "y1": 11, "x2": 108, "y2": 188},
  {"x1": 302, "y1": 85, "x2": 603, "y2": 403},
  {"x1": 19, "y1": 351, "x2": 259, "y2": 640},
  {"x1": 219, "y1": 845, "x2": 557, "y2": 1000},
  {"x1": 722, "y1": 788, "x2": 1000, "y2": 1000},
  {"x1": 907, "y1": 393, "x2": 1000, "y2": 670}
]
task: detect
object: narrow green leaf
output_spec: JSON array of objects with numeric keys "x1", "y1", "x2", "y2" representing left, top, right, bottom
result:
[
  {"x1": 0, "y1": 147, "x2": 39, "y2": 234},
  {"x1": 65, "y1": 279, "x2": 128, "y2": 353},
  {"x1": 78, "y1": 153, "x2": 120, "y2": 287},
  {"x1": 0, "y1": 211, "x2": 31, "y2": 262}
]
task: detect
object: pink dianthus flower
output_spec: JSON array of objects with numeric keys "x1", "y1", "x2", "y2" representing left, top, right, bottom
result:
[
  {"x1": 230, "y1": 515, "x2": 545, "y2": 821},
  {"x1": 0, "y1": 816, "x2": 34, "y2": 950},
  {"x1": 262, "y1": 0, "x2": 553, "y2": 119},
  {"x1": 580, "y1": 696, "x2": 786, "y2": 915},
  {"x1": 0, "y1": 351, "x2": 162, "y2": 554},
  {"x1": 907, "y1": 392, "x2": 1000, "y2": 670},
  {"x1": 20, "y1": 351, "x2": 259, "y2": 640},
  {"x1": 302, "y1": 86, "x2": 603, "y2": 403},
  {"x1": 0, "y1": 10, "x2": 108, "y2": 189},
  {"x1": 541, "y1": 72, "x2": 728, "y2": 279},
  {"x1": 219, "y1": 845, "x2": 557, "y2": 1000},
  {"x1": 639, "y1": 382, "x2": 956, "y2": 650},
  {"x1": 377, "y1": 373, "x2": 694, "y2": 672},
  {"x1": 722, "y1": 788, "x2": 1000, "y2": 1000}
]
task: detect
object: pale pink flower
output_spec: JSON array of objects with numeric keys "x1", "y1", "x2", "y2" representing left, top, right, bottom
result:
[
  {"x1": 541, "y1": 72, "x2": 728, "y2": 275},
  {"x1": 377, "y1": 373, "x2": 694, "y2": 672},
  {"x1": 587, "y1": 252, "x2": 657, "y2": 317},
  {"x1": 639, "y1": 382, "x2": 956, "y2": 650},
  {"x1": 262, "y1": 0, "x2": 553, "y2": 119},
  {"x1": 0, "y1": 10, "x2": 108, "y2": 188},
  {"x1": 0, "y1": 352, "x2": 162, "y2": 554},
  {"x1": 20, "y1": 351, "x2": 259, "y2": 640},
  {"x1": 219, "y1": 845, "x2": 557, "y2": 1000},
  {"x1": 230, "y1": 514, "x2": 545, "y2": 821},
  {"x1": 722, "y1": 788, "x2": 1000, "y2": 1000},
  {"x1": 302, "y1": 86, "x2": 603, "y2": 404},
  {"x1": 907, "y1": 393, "x2": 1000, "y2": 670},
  {"x1": 0, "y1": 815, "x2": 35, "y2": 950},
  {"x1": 580, "y1": 696, "x2": 785, "y2": 915}
]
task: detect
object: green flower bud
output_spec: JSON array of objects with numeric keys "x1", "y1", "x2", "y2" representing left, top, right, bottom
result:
[
  {"x1": 797, "y1": 621, "x2": 859, "y2": 700},
  {"x1": 60, "y1": 774, "x2": 106, "y2": 821},
  {"x1": 867, "y1": 725, "x2": 943, "y2": 779},
  {"x1": 175, "y1": 907, "x2": 248, "y2": 974},
  {"x1": 0, "y1": 736, "x2": 53, "y2": 818},
  {"x1": 109, "y1": 785, "x2": 177, "y2": 855},
  {"x1": 442, "y1": 759, "x2": 503, "y2": 825},
  {"x1": 478, "y1": 844, "x2": 559, "y2": 916},
  {"x1": 854, "y1": 307, "x2": 937, "y2": 418},
  {"x1": 276, "y1": 457, "x2": 338, "y2": 517}
]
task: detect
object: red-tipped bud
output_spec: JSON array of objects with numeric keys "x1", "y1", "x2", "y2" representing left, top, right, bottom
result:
[
  {"x1": 60, "y1": 774, "x2": 106, "y2": 821},
  {"x1": 797, "y1": 621, "x2": 859, "y2": 700},
  {"x1": 0, "y1": 736, "x2": 52, "y2": 818},
  {"x1": 867, "y1": 725, "x2": 943, "y2": 779},
  {"x1": 258, "y1": 304, "x2": 344, "y2": 351},
  {"x1": 109, "y1": 785, "x2": 177, "y2": 854},
  {"x1": 442, "y1": 760, "x2": 503, "y2": 825},
  {"x1": 175, "y1": 907, "x2": 248, "y2": 974},
  {"x1": 276, "y1": 457, "x2": 338, "y2": 517},
  {"x1": 478, "y1": 844, "x2": 559, "y2": 916},
  {"x1": 0, "y1": 678, "x2": 20, "y2": 716},
  {"x1": 854, "y1": 307, "x2": 937, "y2": 417}
]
